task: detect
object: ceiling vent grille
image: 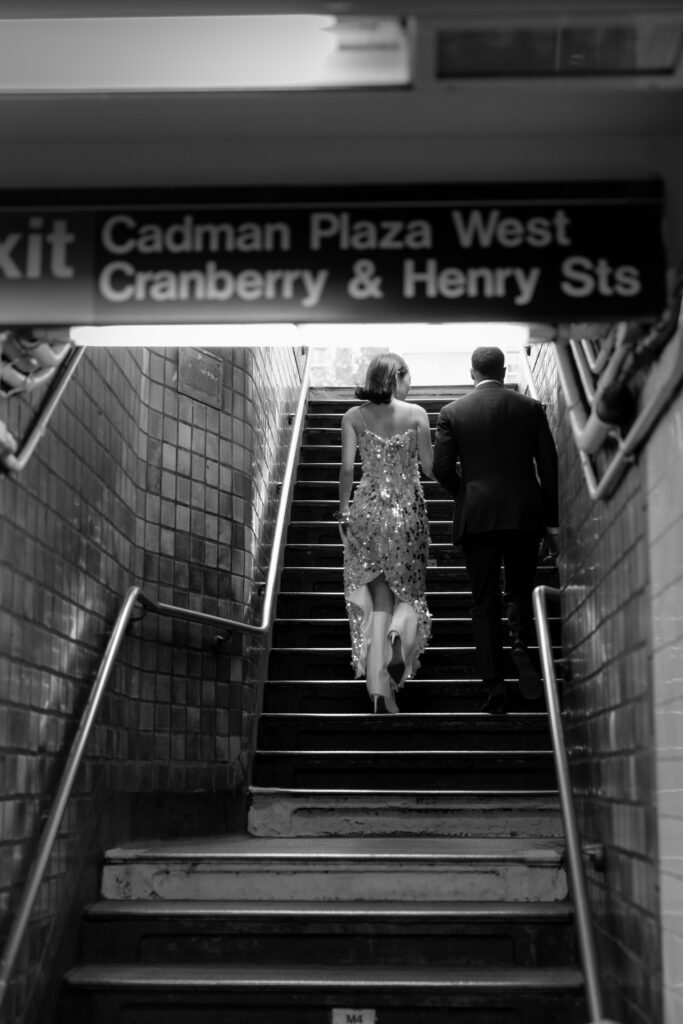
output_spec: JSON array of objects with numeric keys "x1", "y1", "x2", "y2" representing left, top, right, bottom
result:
[{"x1": 436, "y1": 22, "x2": 683, "y2": 78}]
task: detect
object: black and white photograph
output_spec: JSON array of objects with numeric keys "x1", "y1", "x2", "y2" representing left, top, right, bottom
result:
[{"x1": 1, "y1": 4, "x2": 682, "y2": 1024}]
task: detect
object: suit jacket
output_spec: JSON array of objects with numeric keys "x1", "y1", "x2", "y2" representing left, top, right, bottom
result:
[{"x1": 433, "y1": 381, "x2": 559, "y2": 543}]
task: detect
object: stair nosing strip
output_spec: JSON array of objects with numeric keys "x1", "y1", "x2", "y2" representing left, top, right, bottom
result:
[
  {"x1": 248, "y1": 787, "x2": 560, "y2": 796},
  {"x1": 83, "y1": 898, "x2": 574, "y2": 919},
  {"x1": 64, "y1": 963, "x2": 584, "y2": 988},
  {"x1": 255, "y1": 749, "x2": 553, "y2": 755},
  {"x1": 258, "y1": 711, "x2": 549, "y2": 718}
]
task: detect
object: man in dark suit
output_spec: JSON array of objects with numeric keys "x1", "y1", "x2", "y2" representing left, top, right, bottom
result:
[{"x1": 433, "y1": 346, "x2": 559, "y2": 713}]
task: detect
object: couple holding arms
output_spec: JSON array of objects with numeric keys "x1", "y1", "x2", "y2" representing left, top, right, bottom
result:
[{"x1": 337, "y1": 346, "x2": 559, "y2": 715}]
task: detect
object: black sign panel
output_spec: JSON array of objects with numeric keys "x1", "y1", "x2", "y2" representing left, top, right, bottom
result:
[{"x1": 0, "y1": 181, "x2": 666, "y2": 324}]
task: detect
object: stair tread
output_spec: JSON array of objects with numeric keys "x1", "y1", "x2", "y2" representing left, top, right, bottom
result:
[
  {"x1": 105, "y1": 836, "x2": 564, "y2": 861},
  {"x1": 64, "y1": 962, "x2": 583, "y2": 989}
]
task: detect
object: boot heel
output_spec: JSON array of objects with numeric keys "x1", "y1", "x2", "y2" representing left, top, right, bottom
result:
[
  {"x1": 387, "y1": 631, "x2": 405, "y2": 688},
  {"x1": 373, "y1": 695, "x2": 388, "y2": 714}
]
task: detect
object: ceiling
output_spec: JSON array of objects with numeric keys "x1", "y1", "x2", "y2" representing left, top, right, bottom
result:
[
  {"x1": 2, "y1": 0, "x2": 683, "y2": 15},
  {"x1": 0, "y1": 1, "x2": 681, "y2": 198}
]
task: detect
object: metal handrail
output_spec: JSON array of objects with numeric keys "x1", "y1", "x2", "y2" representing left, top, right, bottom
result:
[
  {"x1": 1, "y1": 345, "x2": 86, "y2": 473},
  {"x1": 0, "y1": 586, "x2": 142, "y2": 1010},
  {"x1": 533, "y1": 584, "x2": 606, "y2": 1023},
  {"x1": 0, "y1": 347, "x2": 311, "y2": 1014}
]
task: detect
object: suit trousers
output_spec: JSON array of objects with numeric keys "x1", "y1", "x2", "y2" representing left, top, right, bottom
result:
[{"x1": 460, "y1": 529, "x2": 541, "y2": 688}]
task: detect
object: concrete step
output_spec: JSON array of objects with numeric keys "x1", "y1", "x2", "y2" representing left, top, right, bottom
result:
[
  {"x1": 279, "y1": 563, "x2": 557, "y2": 592},
  {"x1": 280, "y1": 565, "x2": 468, "y2": 591},
  {"x1": 79, "y1": 898, "x2": 576, "y2": 967},
  {"x1": 251, "y1": 749, "x2": 556, "y2": 791},
  {"x1": 291, "y1": 498, "x2": 455, "y2": 522},
  {"x1": 276, "y1": 591, "x2": 474, "y2": 618},
  {"x1": 271, "y1": 617, "x2": 561, "y2": 648},
  {"x1": 261, "y1": 680, "x2": 547, "y2": 714},
  {"x1": 296, "y1": 462, "x2": 451, "y2": 488},
  {"x1": 287, "y1": 518, "x2": 456, "y2": 544},
  {"x1": 62, "y1": 962, "x2": 585, "y2": 1023},
  {"x1": 298, "y1": 445, "x2": 447, "y2": 467},
  {"x1": 267, "y1": 645, "x2": 559, "y2": 680},
  {"x1": 283, "y1": 542, "x2": 463, "y2": 567},
  {"x1": 282, "y1": 541, "x2": 550, "y2": 567},
  {"x1": 247, "y1": 789, "x2": 562, "y2": 839},
  {"x1": 256, "y1": 713, "x2": 551, "y2": 752},
  {"x1": 305, "y1": 408, "x2": 444, "y2": 429},
  {"x1": 100, "y1": 837, "x2": 568, "y2": 903},
  {"x1": 302, "y1": 425, "x2": 441, "y2": 447},
  {"x1": 308, "y1": 389, "x2": 473, "y2": 412}
]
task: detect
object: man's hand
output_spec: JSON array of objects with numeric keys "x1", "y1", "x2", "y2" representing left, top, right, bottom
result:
[
  {"x1": 540, "y1": 531, "x2": 559, "y2": 565},
  {"x1": 334, "y1": 509, "x2": 350, "y2": 545}
]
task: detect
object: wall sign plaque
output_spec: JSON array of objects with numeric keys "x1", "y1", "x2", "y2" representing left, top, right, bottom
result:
[{"x1": 177, "y1": 348, "x2": 223, "y2": 407}]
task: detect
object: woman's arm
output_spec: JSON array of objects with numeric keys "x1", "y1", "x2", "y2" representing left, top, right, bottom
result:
[
  {"x1": 338, "y1": 409, "x2": 358, "y2": 515},
  {"x1": 416, "y1": 405, "x2": 435, "y2": 479}
]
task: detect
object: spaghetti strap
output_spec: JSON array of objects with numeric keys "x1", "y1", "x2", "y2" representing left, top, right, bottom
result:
[{"x1": 358, "y1": 405, "x2": 368, "y2": 432}]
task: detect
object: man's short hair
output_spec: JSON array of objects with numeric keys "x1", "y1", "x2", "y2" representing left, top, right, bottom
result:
[{"x1": 471, "y1": 346, "x2": 505, "y2": 379}]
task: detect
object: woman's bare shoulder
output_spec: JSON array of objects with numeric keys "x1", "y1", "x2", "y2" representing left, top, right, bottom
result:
[
  {"x1": 408, "y1": 401, "x2": 430, "y2": 422},
  {"x1": 342, "y1": 404, "x2": 365, "y2": 429}
]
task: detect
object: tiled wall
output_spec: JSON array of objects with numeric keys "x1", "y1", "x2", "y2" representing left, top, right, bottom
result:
[
  {"x1": 643, "y1": 353, "x2": 683, "y2": 1024},
  {"x1": 0, "y1": 343, "x2": 303, "y2": 1024},
  {"x1": 527, "y1": 342, "x2": 662, "y2": 1024}
]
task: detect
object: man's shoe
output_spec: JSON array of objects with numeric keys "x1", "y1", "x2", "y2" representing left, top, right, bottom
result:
[
  {"x1": 511, "y1": 646, "x2": 543, "y2": 700},
  {"x1": 479, "y1": 683, "x2": 509, "y2": 714}
]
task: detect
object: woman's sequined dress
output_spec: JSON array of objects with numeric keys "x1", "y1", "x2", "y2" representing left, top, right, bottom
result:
[{"x1": 343, "y1": 425, "x2": 432, "y2": 689}]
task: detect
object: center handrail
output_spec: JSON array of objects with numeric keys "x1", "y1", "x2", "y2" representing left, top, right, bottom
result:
[
  {"x1": 533, "y1": 584, "x2": 606, "y2": 1023},
  {"x1": 0, "y1": 347, "x2": 311, "y2": 1014}
]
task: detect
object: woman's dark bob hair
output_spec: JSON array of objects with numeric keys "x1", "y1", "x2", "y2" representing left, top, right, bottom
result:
[{"x1": 355, "y1": 352, "x2": 410, "y2": 404}]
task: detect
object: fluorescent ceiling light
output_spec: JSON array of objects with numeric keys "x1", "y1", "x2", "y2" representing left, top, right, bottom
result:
[
  {"x1": 71, "y1": 323, "x2": 528, "y2": 350},
  {"x1": 0, "y1": 15, "x2": 410, "y2": 92}
]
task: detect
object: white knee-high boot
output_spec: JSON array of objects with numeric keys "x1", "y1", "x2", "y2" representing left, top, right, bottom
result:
[
  {"x1": 366, "y1": 610, "x2": 399, "y2": 714},
  {"x1": 387, "y1": 600, "x2": 416, "y2": 688}
]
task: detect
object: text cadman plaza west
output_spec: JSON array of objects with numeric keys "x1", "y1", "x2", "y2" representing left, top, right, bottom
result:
[{"x1": 0, "y1": 181, "x2": 666, "y2": 325}]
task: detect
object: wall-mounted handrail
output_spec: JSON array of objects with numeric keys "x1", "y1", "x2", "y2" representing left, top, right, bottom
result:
[
  {"x1": 569, "y1": 337, "x2": 598, "y2": 403},
  {"x1": 1, "y1": 345, "x2": 86, "y2": 473},
  {"x1": 518, "y1": 345, "x2": 540, "y2": 401},
  {"x1": 581, "y1": 332, "x2": 616, "y2": 376},
  {"x1": 533, "y1": 584, "x2": 606, "y2": 1023},
  {"x1": 0, "y1": 585, "x2": 142, "y2": 1010},
  {"x1": 553, "y1": 302, "x2": 683, "y2": 502},
  {"x1": 0, "y1": 347, "x2": 311, "y2": 1015}
]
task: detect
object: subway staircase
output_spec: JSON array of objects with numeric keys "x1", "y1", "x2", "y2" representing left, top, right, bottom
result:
[{"x1": 62, "y1": 386, "x2": 585, "y2": 1023}]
